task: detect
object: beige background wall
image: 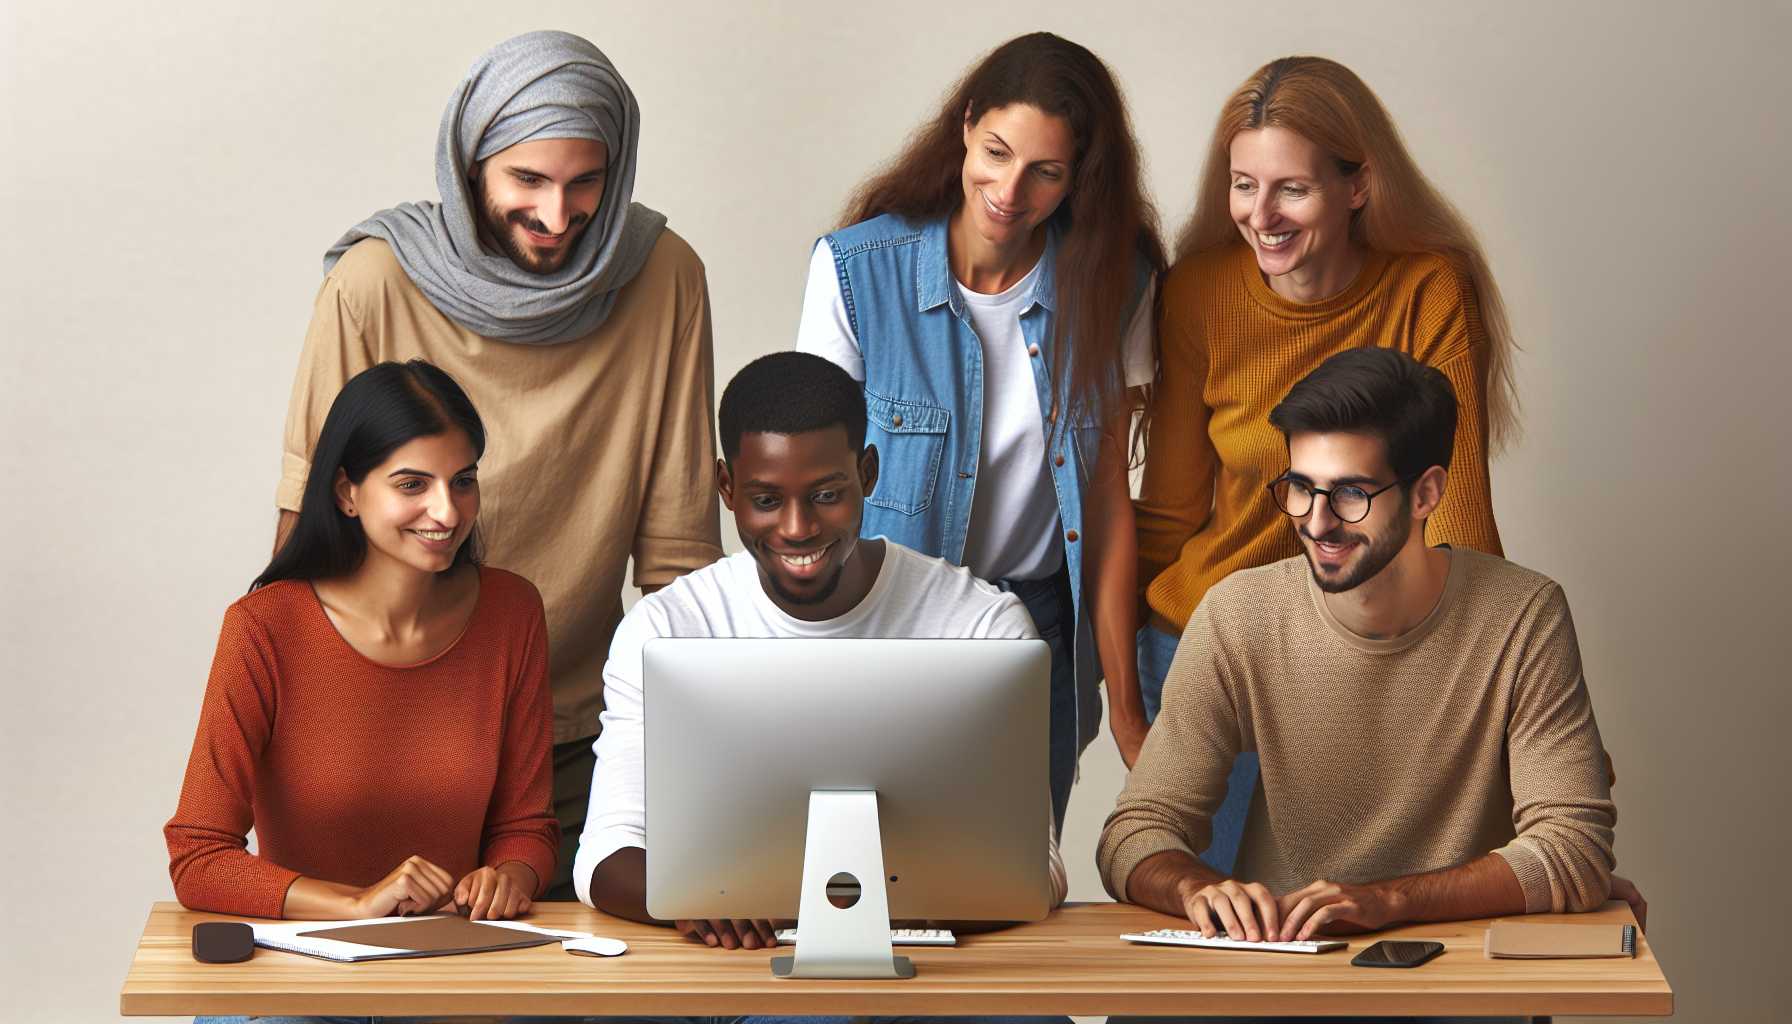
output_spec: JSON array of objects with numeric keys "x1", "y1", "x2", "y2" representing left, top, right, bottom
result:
[{"x1": 2, "y1": 0, "x2": 1787, "y2": 1019}]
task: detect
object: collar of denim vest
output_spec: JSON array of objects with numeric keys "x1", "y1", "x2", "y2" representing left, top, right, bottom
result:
[{"x1": 916, "y1": 215, "x2": 1059, "y2": 317}]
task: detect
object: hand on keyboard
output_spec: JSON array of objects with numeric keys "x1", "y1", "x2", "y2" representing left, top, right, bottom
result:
[
  {"x1": 1273, "y1": 879, "x2": 1397, "y2": 941},
  {"x1": 1121, "y1": 929, "x2": 1346, "y2": 954},
  {"x1": 1179, "y1": 878, "x2": 1284, "y2": 942}
]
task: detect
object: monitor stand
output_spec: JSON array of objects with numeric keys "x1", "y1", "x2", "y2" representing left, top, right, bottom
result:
[{"x1": 771, "y1": 789, "x2": 916, "y2": 979}]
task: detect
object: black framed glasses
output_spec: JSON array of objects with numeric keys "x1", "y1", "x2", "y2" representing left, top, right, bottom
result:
[{"x1": 1267, "y1": 473, "x2": 1414, "y2": 524}]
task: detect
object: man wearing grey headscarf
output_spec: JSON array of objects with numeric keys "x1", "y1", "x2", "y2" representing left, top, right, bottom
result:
[{"x1": 275, "y1": 30, "x2": 723, "y2": 898}]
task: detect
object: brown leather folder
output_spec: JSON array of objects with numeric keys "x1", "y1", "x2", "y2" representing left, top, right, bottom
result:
[{"x1": 296, "y1": 916, "x2": 558, "y2": 959}]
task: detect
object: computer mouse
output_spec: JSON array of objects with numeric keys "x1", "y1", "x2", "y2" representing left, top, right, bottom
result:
[{"x1": 563, "y1": 936, "x2": 628, "y2": 957}]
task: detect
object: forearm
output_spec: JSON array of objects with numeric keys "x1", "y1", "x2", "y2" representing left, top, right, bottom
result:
[
  {"x1": 1372, "y1": 853, "x2": 1526, "y2": 926},
  {"x1": 588, "y1": 847, "x2": 669, "y2": 926},
  {"x1": 281, "y1": 876, "x2": 365, "y2": 920},
  {"x1": 1084, "y1": 427, "x2": 1144, "y2": 725},
  {"x1": 1124, "y1": 849, "x2": 1227, "y2": 918}
]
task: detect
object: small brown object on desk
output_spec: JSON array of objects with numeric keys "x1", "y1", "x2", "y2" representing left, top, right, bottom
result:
[
  {"x1": 296, "y1": 916, "x2": 559, "y2": 958},
  {"x1": 1486, "y1": 920, "x2": 1638, "y2": 959},
  {"x1": 121, "y1": 900, "x2": 1672, "y2": 1018}
]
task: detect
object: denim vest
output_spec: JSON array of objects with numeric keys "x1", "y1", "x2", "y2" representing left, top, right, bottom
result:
[{"x1": 822, "y1": 213, "x2": 1136, "y2": 752}]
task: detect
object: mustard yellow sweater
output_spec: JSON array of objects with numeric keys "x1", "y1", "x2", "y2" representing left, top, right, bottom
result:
[{"x1": 1139, "y1": 243, "x2": 1503, "y2": 629}]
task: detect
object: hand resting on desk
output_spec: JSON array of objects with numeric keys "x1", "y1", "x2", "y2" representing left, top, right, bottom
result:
[
  {"x1": 676, "y1": 917, "x2": 784, "y2": 949},
  {"x1": 452, "y1": 861, "x2": 538, "y2": 921},
  {"x1": 281, "y1": 855, "x2": 537, "y2": 921}
]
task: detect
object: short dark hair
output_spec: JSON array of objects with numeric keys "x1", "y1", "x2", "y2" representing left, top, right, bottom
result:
[
  {"x1": 253, "y1": 360, "x2": 485, "y2": 591},
  {"x1": 1268, "y1": 347, "x2": 1457, "y2": 480},
  {"x1": 719, "y1": 352, "x2": 867, "y2": 461}
]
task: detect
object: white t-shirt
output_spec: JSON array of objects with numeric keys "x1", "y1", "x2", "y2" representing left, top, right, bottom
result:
[
  {"x1": 797, "y1": 239, "x2": 1156, "y2": 581},
  {"x1": 573, "y1": 540, "x2": 1068, "y2": 908}
]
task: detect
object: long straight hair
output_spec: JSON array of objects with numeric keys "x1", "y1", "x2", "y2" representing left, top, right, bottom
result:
[
  {"x1": 1176, "y1": 56, "x2": 1520, "y2": 450},
  {"x1": 841, "y1": 32, "x2": 1167, "y2": 437},
  {"x1": 252, "y1": 360, "x2": 486, "y2": 591}
]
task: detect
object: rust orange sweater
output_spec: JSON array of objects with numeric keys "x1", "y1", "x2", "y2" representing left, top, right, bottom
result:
[
  {"x1": 1139, "y1": 243, "x2": 1503, "y2": 629},
  {"x1": 165, "y1": 566, "x2": 559, "y2": 918}
]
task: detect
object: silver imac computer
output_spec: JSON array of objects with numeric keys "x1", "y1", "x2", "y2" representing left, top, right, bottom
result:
[{"x1": 643, "y1": 637, "x2": 1052, "y2": 980}]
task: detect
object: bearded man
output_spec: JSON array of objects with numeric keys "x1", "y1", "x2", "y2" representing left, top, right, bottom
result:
[
  {"x1": 1100, "y1": 347, "x2": 1621, "y2": 948},
  {"x1": 275, "y1": 31, "x2": 721, "y2": 897}
]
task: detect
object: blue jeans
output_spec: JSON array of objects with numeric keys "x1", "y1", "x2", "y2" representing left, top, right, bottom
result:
[
  {"x1": 1001, "y1": 566, "x2": 1078, "y2": 835},
  {"x1": 1136, "y1": 624, "x2": 1258, "y2": 876}
]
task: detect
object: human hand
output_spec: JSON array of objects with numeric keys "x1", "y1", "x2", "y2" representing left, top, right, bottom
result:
[
  {"x1": 453, "y1": 862, "x2": 536, "y2": 921},
  {"x1": 351, "y1": 855, "x2": 456, "y2": 918},
  {"x1": 1176, "y1": 877, "x2": 1281, "y2": 941},
  {"x1": 675, "y1": 918, "x2": 780, "y2": 950},
  {"x1": 1609, "y1": 873, "x2": 1647, "y2": 931},
  {"x1": 1275, "y1": 879, "x2": 1399, "y2": 940}
]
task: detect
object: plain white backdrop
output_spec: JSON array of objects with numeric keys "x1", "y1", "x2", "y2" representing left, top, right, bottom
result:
[{"x1": 3, "y1": 1, "x2": 1789, "y2": 1019}]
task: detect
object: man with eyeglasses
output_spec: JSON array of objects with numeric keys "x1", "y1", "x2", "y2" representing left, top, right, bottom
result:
[{"x1": 1099, "y1": 347, "x2": 1621, "y2": 959}]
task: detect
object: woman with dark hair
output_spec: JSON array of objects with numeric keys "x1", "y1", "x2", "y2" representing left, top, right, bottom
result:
[
  {"x1": 166, "y1": 360, "x2": 558, "y2": 925},
  {"x1": 797, "y1": 32, "x2": 1167, "y2": 828}
]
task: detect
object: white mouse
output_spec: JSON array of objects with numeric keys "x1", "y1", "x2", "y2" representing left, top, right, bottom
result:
[{"x1": 563, "y1": 936, "x2": 628, "y2": 957}]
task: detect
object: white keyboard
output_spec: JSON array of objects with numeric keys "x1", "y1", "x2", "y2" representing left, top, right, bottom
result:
[
  {"x1": 1120, "y1": 928, "x2": 1347, "y2": 954},
  {"x1": 774, "y1": 927, "x2": 956, "y2": 947}
]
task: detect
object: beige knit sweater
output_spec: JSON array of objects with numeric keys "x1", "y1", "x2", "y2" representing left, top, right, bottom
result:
[{"x1": 1099, "y1": 548, "x2": 1616, "y2": 914}]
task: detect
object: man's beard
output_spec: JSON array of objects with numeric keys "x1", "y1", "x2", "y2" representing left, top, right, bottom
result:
[
  {"x1": 478, "y1": 190, "x2": 590, "y2": 274},
  {"x1": 1299, "y1": 509, "x2": 1411, "y2": 594}
]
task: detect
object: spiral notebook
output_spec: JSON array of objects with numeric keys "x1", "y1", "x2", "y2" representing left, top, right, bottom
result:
[{"x1": 1484, "y1": 921, "x2": 1637, "y2": 959}]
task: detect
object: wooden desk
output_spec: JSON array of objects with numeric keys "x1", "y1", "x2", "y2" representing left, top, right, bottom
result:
[{"x1": 121, "y1": 900, "x2": 1672, "y2": 1018}]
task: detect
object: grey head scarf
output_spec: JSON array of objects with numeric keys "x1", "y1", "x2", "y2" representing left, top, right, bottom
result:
[{"x1": 323, "y1": 30, "x2": 667, "y2": 344}]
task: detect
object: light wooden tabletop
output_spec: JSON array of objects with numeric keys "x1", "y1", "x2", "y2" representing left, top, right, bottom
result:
[{"x1": 121, "y1": 899, "x2": 1672, "y2": 1017}]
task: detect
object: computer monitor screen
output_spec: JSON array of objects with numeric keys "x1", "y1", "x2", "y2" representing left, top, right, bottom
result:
[{"x1": 644, "y1": 637, "x2": 1052, "y2": 924}]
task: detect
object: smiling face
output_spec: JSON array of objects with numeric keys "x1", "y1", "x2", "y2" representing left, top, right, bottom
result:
[
  {"x1": 1228, "y1": 125, "x2": 1368, "y2": 299},
  {"x1": 474, "y1": 137, "x2": 610, "y2": 274},
  {"x1": 958, "y1": 103, "x2": 1076, "y2": 250},
  {"x1": 1284, "y1": 431, "x2": 1416, "y2": 594},
  {"x1": 717, "y1": 427, "x2": 880, "y2": 621},
  {"x1": 335, "y1": 430, "x2": 480, "y2": 576}
]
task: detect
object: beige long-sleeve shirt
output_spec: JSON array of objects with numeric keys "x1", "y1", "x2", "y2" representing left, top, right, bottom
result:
[
  {"x1": 278, "y1": 233, "x2": 723, "y2": 744},
  {"x1": 1099, "y1": 548, "x2": 1615, "y2": 914}
]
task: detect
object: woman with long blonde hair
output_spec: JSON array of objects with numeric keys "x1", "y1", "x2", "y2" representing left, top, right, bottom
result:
[{"x1": 1131, "y1": 56, "x2": 1511, "y2": 872}]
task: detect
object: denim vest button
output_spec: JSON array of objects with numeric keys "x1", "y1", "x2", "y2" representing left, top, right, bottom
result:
[
  {"x1": 892, "y1": 413, "x2": 903, "y2": 427},
  {"x1": 1054, "y1": 453, "x2": 1065, "y2": 467},
  {"x1": 1028, "y1": 344, "x2": 1041, "y2": 357},
  {"x1": 1065, "y1": 529, "x2": 1079, "y2": 542}
]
